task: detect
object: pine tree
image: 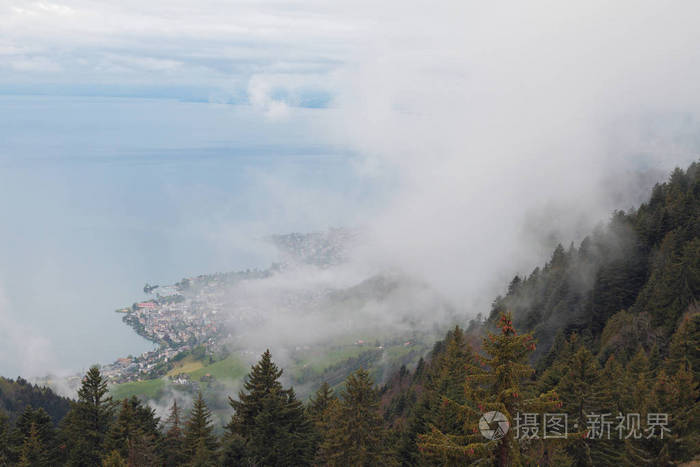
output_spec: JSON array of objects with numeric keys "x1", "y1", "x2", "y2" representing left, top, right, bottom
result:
[
  {"x1": 394, "y1": 325, "x2": 476, "y2": 465},
  {"x1": 628, "y1": 365, "x2": 700, "y2": 465},
  {"x1": 597, "y1": 355, "x2": 625, "y2": 414},
  {"x1": 228, "y1": 349, "x2": 283, "y2": 433},
  {"x1": 0, "y1": 408, "x2": 10, "y2": 465},
  {"x1": 666, "y1": 308, "x2": 700, "y2": 380},
  {"x1": 307, "y1": 381, "x2": 334, "y2": 424},
  {"x1": 163, "y1": 400, "x2": 185, "y2": 467},
  {"x1": 183, "y1": 392, "x2": 218, "y2": 465},
  {"x1": 101, "y1": 450, "x2": 126, "y2": 467},
  {"x1": 104, "y1": 399, "x2": 136, "y2": 457},
  {"x1": 537, "y1": 333, "x2": 582, "y2": 393},
  {"x1": 307, "y1": 381, "x2": 335, "y2": 458},
  {"x1": 621, "y1": 348, "x2": 658, "y2": 466},
  {"x1": 10, "y1": 406, "x2": 57, "y2": 465},
  {"x1": 435, "y1": 326, "x2": 471, "y2": 402},
  {"x1": 665, "y1": 366, "x2": 700, "y2": 461},
  {"x1": 18, "y1": 422, "x2": 46, "y2": 467},
  {"x1": 418, "y1": 313, "x2": 562, "y2": 466},
  {"x1": 105, "y1": 397, "x2": 161, "y2": 465},
  {"x1": 623, "y1": 348, "x2": 651, "y2": 413},
  {"x1": 251, "y1": 387, "x2": 314, "y2": 465},
  {"x1": 318, "y1": 368, "x2": 396, "y2": 466},
  {"x1": 62, "y1": 366, "x2": 115, "y2": 466},
  {"x1": 428, "y1": 326, "x2": 473, "y2": 435},
  {"x1": 227, "y1": 349, "x2": 315, "y2": 466},
  {"x1": 554, "y1": 346, "x2": 603, "y2": 467},
  {"x1": 556, "y1": 347, "x2": 602, "y2": 427}
]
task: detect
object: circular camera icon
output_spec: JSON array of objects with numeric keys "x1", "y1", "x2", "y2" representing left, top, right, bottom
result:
[{"x1": 479, "y1": 411, "x2": 510, "y2": 440}]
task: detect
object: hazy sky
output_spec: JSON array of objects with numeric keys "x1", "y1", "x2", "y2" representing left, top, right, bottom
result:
[{"x1": 2, "y1": 1, "x2": 700, "y2": 376}]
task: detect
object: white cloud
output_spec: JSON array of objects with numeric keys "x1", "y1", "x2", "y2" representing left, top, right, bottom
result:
[
  {"x1": 248, "y1": 74, "x2": 291, "y2": 119},
  {"x1": 322, "y1": 1, "x2": 700, "y2": 308},
  {"x1": 0, "y1": 287, "x2": 60, "y2": 377}
]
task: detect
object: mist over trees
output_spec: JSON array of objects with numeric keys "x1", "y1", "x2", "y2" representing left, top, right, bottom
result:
[
  {"x1": 0, "y1": 163, "x2": 698, "y2": 465},
  {"x1": 490, "y1": 162, "x2": 700, "y2": 364}
]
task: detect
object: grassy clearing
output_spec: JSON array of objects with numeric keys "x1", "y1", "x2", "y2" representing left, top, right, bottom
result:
[
  {"x1": 304, "y1": 346, "x2": 367, "y2": 372},
  {"x1": 110, "y1": 378, "x2": 165, "y2": 400},
  {"x1": 189, "y1": 356, "x2": 247, "y2": 381},
  {"x1": 166, "y1": 356, "x2": 204, "y2": 376}
]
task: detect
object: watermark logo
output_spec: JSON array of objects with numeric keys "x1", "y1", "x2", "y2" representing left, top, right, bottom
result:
[
  {"x1": 479, "y1": 411, "x2": 510, "y2": 440},
  {"x1": 513, "y1": 412, "x2": 670, "y2": 440}
]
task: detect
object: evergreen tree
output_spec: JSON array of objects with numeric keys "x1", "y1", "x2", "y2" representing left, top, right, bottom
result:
[
  {"x1": 62, "y1": 366, "x2": 115, "y2": 466},
  {"x1": 623, "y1": 348, "x2": 651, "y2": 413},
  {"x1": 620, "y1": 348, "x2": 659, "y2": 466},
  {"x1": 163, "y1": 400, "x2": 185, "y2": 467},
  {"x1": 104, "y1": 398, "x2": 136, "y2": 457},
  {"x1": 183, "y1": 392, "x2": 218, "y2": 465},
  {"x1": 10, "y1": 406, "x2": 57, "y2": 465},
  {"x1": 18, "y1": 422, "x2": 46, "y2": 467},
  {"x1": 666, "y1": 308, "x2": 700, "y2": 380},
  {"x1": 437, "y1": 326, "x2": 471, "y2": 403},
  {"x1": 307, "y1": 381, "x2": 334, "y2": 424},
  {"x1": 664, "y1": 366, "x2": 700, "y2": 461},
  {"x1": 0, "y1": 408, "x2": 10, "y2": 466},
  {"x1": 307, "y1": 381, "x2": 335, "y2": 458},
  {"x1": 418, "y1": 313, "x2": 562, "y2": 466},
  {"x1": 596, "y1": 355, "x2": 625, "y2": 415},
  {"x1": 228, "y1": 349, "x2": 283, "y2": 433},
  {"x1": 105, "y1": 397, "x2": 161, "y2": 465},
  {"x1": 555, "y1": 347, "x2": 604, "y2": 466},
  {"x1": 556, "y1": 347, "x2": 602, "y2": 428},
  {"x1": 537, "y1": 333, "x2": 584, "y2": 393},
  {"x1": 318, "y1": 368, "x2": 396, "y2": 466},
  {"x1": 625, "y1": 365, "x2": 700, "y2": 465},
  {"x1": 227, "y1": 349, "x2": 314, "y2": 466},
  {"x1": 101, "y1": 450, "x2": 126, "y2": 467}
]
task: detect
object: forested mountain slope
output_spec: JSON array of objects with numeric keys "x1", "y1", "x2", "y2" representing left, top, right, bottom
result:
[
  {"x1": 0, "y1": 377, "x2": 71, "y2": 426},
  {"x1": 489, "y1": 162, "x2": 699, "y2": 365}
]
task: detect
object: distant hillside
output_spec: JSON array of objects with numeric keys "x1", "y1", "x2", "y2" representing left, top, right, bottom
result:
[
  {"x1": 268, "y1": 228, "x2": 358, "y2": 267},
  {"x1": 0, "y1": 377, "x2": 71, "y2": 426}
]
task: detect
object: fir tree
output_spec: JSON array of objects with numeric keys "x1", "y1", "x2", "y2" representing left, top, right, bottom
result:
[
  {"x1": 101, "y1": 450, "x2": 126, "y2": 467},
  {"x1": 307, "y1": 381, "x2": 334, "y2": 424},
  {"x1": 318, "y1": 368, "x2": 396, "y2": 466},
  {"x1": 418, "y1": 313, "x2": 562, "y2": 467},
  {"x1": 228, "y1": 349, "x2": 283, "y2": 433},
  {"x1": 0, "y1": 408, "x2": 10, "y2": 466},
  {"x1": 666, "y1": 308, "x2": 700, "y2": 380},
  {"x1": 556, "y1": 347, "x2": 602, "y2": 427},
  {"x1": 105, "y1": 397, "x2": 161, "y2": 465},
  {"x1": 555, "y1": 346, "x2": 604, "y2": 466},
  {"x1": 18, "y1": 422, "x2": 46, "y2": 467},
  {"x1": 623, "y1": 348, "x2": 651, "y2": 413},
  {"x1": 10, "y1": 406, "x2": 57, "y2": 465},
  {"x1": 62, "y1": 365, "x2": 115, "y2": 466},
  {"x1": 183, "y1": 392, "x2": 218, "y2": 465},
  {"x1": 628, "y1": 365, "x2": 700, "y2": 465},
  {"x1": 307, "y1": 381, "x2": 335, "y2": 458},
  {"x1": 163, "y1": 400, "x2": 185, "y2": 467},
  {"x1": 227, "y1": 349, "x2": 314, "y2": 466}
]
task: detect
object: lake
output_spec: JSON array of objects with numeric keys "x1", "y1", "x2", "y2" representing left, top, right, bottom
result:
[{"x1": 0, "y1": 95, "x2": 377, "y2": 377}]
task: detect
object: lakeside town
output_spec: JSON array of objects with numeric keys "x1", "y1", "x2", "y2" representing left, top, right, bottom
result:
[
  {"x1": 99, "y1": 270, "x2": 269, "y2": 384},
  {"x1": 98, "y1": 230, "x2": 357, "y2": 384}
]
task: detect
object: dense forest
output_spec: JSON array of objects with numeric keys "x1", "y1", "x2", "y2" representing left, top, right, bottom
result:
[{"x1": 0, "y1": 162, "x2": 698, "y2": 466}]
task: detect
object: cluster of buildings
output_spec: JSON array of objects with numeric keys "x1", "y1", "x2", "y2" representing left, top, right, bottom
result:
[
  {"x1": 100, "y1": 273, "x2": 256, "y2": 384},
  {"x1": 100, "y1": 346, "x2": 187, "y2": 384}
]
